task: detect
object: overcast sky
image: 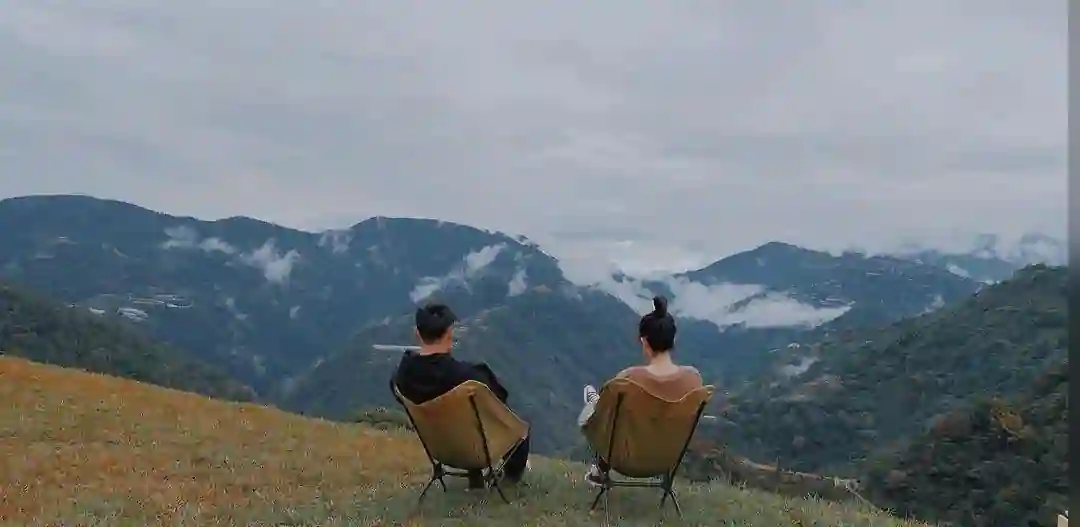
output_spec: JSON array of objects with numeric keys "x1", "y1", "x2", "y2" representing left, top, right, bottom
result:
[{"x1": 0, "y1": 1, "x2": 1066, "y2": 274}]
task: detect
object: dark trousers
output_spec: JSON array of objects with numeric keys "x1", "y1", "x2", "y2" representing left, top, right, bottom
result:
[{"x1": 468, "y1": 433, "x2": 530, "y2": 486}]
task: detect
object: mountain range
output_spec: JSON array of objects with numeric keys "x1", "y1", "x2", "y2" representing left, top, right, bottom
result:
[{"x1": 0, "y1": 194, "x2": 1062, "y2": 454}]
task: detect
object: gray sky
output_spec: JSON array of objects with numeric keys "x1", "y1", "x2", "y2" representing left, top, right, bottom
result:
[{"x1": 0, "y1": 1, "x2": 1066, "y2": 276}]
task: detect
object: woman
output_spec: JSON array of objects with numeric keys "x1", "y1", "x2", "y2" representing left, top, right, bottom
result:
[{"x1": 578, "y1": 295, "x2": 703, "y2": 486}]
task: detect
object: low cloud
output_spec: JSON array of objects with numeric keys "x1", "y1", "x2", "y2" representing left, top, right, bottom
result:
[
  {"x1": 317, "y1": 229, "x2": 352, "y2": 254},
  {"x1": 409, "y1": 243, "x2": 507, "y2": 302},
  {"x1": 779, "y1": 356, "x2": 819, "y2": 377},
  {"x1": 160, "y1": 226, "x2": 197, "y2": 249},
  {"x1": 919, "y1": 294, "x2": 946, "y2": 315},
  {"x1": 160, "y1": 225, "x2": 236, "y2": 254},
  {"x1": 859, "y1": 231, "x2": 1067, "y2": 267},
  {"x1": 240, "y1": 239, "x2": 301, "y2": 284},
  {"x1": 945, "y1": 264, "x2": 971, "y2": 278},
  {"x1": 507, "y1": 268, "x2": 528, "y2": 296},
  {"x1": 160, "y1": 225, "x2": 299, "y2": 284},
  {"x1": 464, "y1": 244, "x2": 505, "y2": 273},
  {"x1": 223, "y1": 296, "x2": 247, "y2": 321},
  {"x1": 721, "y1": 294, "x2": 852, "y2": 329},
  {"x1": 583, "y1": 272, "x2": 852, "y2": 330}
]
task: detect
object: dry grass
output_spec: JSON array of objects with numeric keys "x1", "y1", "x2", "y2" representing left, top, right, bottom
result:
[{"x1": 0, "y1": 357, "x2": 929, "y2": 526}]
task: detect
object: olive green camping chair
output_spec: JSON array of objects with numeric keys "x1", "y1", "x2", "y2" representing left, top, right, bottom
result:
[
  {"x1": 392, "y1": 381, "x2": 529, "y2": 505},
  {"x1": 582, "y1": 377, "x2": 715, "y2": 519}
]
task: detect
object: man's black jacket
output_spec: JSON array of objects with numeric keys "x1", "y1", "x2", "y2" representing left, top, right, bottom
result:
[{"x1": 390, "y1": 350, "x2": 509, "y2": 404}]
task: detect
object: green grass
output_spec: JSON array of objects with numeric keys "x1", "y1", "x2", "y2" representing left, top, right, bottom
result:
[{"x1": 0, "y1": 356, "x2": 928, "y2": 526}]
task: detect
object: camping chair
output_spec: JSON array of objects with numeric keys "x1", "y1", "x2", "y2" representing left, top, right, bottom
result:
[
  {"x1": 582, "y1": 377, "x2": 714, "y2": 518},
  {"x1": 392, "y1": 381, "x2": 529, "y2": 505}
]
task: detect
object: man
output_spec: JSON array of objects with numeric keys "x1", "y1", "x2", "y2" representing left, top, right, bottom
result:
[{"x1": 390, "y1": 302, "x2": 530, "y2": 488}]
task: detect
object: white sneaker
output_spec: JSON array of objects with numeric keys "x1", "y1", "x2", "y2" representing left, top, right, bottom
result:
[
  {"x1": 584, "y1": 464, "x2": 607, "y2": 487},
  {"x1": 583, "y1": 385, "x2": 599, "y2": 405}
]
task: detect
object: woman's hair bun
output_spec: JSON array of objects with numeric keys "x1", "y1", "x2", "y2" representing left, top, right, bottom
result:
[{"x1": 652, "y1": 295, "x2": 668, "y2": 317}]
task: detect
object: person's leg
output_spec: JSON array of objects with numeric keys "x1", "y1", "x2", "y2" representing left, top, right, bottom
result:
[
  {"x1": 577, "y1": 385, "x2": 600, "y2": 427},
  {"x1": 467, "y1": 469, "x2": 485, "y2": 489},
  {"x1": 502, "y1": 433, "x2": 530, "y2": 482},
  {"x1": 585, "y1": 453, "x2": 611, "y2": 486},
  {"x1": 578, "y1": 384, "x2": 610, "y2": 486},
  {"x1": 577, "y1": 402, "x2": 597, "y2": 427}
]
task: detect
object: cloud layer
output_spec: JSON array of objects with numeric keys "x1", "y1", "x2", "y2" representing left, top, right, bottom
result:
[
  {"x1": 161, "y1": 225, "x2": 300, "y2": 284},
  {"x1": 0, "y1": 1, "x2": 1066, "y2": 272},
  {"x1": 409, "y1": 243, "x2": 507, "y2": 302},
  {"x1": 590, "y1": 274, "x2": 853, "y2": 330}
]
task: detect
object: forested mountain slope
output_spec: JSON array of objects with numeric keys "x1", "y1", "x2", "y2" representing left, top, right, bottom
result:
[
  {"x1": 696, "y1": 264, "x2": 1067, "y2": 526},
  {"x1": 0, "y1": 282, "x2": 253, "y2": 401}
]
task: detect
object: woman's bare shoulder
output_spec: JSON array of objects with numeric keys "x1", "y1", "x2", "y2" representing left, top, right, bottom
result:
[{"x1": 681, "y1": 365, "x2": 704, "y2": 382}]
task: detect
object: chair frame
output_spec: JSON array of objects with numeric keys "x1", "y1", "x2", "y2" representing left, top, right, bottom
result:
[
  {"x1": 588, "y1": 391, "x2": 709, "y2": 519},
  {"x1": 392, "y1": 385, "x2": 527, "y2": 506}
]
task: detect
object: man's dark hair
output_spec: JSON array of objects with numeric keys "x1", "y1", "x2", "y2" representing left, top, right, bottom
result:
[
  {"x1": 638, "y1": 295, "x2": 676, "y2": 352},
  {"x1": 415, "y1": 303, "x2": 457, "y2": 344}
]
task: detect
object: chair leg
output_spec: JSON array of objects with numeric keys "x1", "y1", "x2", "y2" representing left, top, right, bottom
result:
[
  {"x1": 418, "y1": 477, "x2": 438, "y2": 504},
  {"x1": 417, "y1": 463, "x2": 448, "y2": 505},
  {"x1": 667, "y1": 489, "x2": 683, "y2": 517},
  {"x1": 482, "y1": 466, "x2": 512, "y2": 504},
  {"x1": 491, "y1": 481, "x2": 511, "y2": 504},
  {"x1": 659, "y1": 476, "x2": 683, "y2": 517},
  {"x1": 603, "y1": 490, "x2": 612, "y2": 525},
  {"x1": 590, "y1": 487, "x2": 608, "y2": 511}
]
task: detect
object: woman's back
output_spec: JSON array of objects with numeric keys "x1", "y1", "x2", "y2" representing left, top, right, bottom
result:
[{"x1": 616, "y1": 364, "x2": 702, "y2": 401}]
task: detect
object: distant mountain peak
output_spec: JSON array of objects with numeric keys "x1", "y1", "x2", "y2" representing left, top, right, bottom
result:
[
  {"x1": 734, "y1": 241, "x2": 823, "y2": 260},
  {"x1": 1, "y1": 193, "x2": 129, "y2": 206},
  {"x1": 753, "y1": 241, "x2": 812, "y2": 252},
  {"x1": 0, "y1": 193, "x2": 165, "y2": 218},
  {"x1": 349, "y1": 215, "x2": 498, "y2": 235},
  {"x1": 212, "y1": 216, "x2": 283, "y2": 230},
  {"x1": 684, "y1": 241, "x2": 820, "y2": 277}
]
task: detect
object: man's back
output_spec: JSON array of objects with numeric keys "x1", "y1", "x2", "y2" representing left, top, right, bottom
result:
[{"x1": 392, "y1": 350, "x2": 507, "y2": 404}]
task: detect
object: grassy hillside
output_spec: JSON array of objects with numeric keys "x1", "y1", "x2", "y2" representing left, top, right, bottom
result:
[
  {"x1": 0, "y1": 357, "x2": 927, "y2": 526},
  {"x1": 0, "y1": 282, "x2": 253, "y2": 401}
]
